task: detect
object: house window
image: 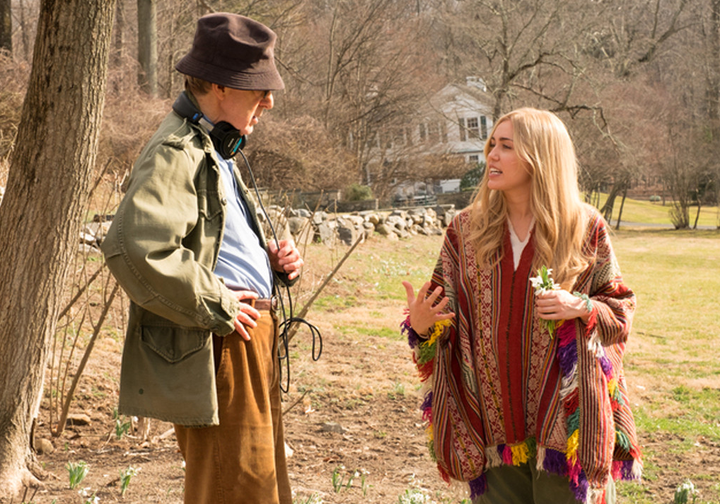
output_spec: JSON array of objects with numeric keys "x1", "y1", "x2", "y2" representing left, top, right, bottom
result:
[
  {"x1": 468, "y1": 154, "x2": 479, "y2": 164},
  {"x1": 383, "y1": 130, "x2": 392, "y2": 149},
  {"x1": 480, "y1": 116, "x2": 488, "y2": 139},
  {"x1": 405, "y1": 127, "x2": 414, "y2": 146},
  {"x1": 458, "y1": 118, "x2": 466, "y2": 141},
  {"x1": 466, "y1": 117, "x2": 480, "y2": 139},
  {"x1": 419, "y1": 123, "x2": 427, "y2": 142},
  {"x1": 393, "y1": 127, "x2": 405, "y2": 147},
  {"x1": 440, "y1": 122, "x2": 447, "y2": 143},
  {"x1": 366, "y1": 131, "x2": 379, "y2": 148},
  {"x1": 427, "y1": 123, "x2": 439, "y2": 144}
]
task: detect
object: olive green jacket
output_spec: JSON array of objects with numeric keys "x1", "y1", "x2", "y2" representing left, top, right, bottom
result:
[{"x1": 102, "y1": 109, "x2": 282, "y2": 426}]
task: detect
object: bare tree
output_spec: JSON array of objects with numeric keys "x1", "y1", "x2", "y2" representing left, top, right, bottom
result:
[
  {"x1": 245, "y1": 114, "x2": 356, "y2": 192},
  {"x1": 294, "y1": 0, "x2": 438, "y2": 190},
  {"x1": 112, "y1": 0, "x2": 127, "y2": 69},
  {"x1": 0, "y1": 0, "x2": 10, "y2": 54},
  {"x1": 436, "y1": 0, "x2": 607, "y2": 119},
  {"x1": 599, "y1": 0, "x2": 693, "y2": 78},
  {"x1": 0, "y1": 0, "x2": 116, "y2": 499},
  {"x1": 138, "y1": 0, "x2": 158, "y2": 95},
  {"x1": 15, "y1": 0, "x2": 38, "y2": 62}
]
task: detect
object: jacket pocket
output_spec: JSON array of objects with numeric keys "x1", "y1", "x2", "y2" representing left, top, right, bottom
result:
[
  {"x1": 140, "y1": 325, "x2": 209, "y2": 363},
  {"x1": 197, "y1": 190, "x2": 222, "y2": 220}
]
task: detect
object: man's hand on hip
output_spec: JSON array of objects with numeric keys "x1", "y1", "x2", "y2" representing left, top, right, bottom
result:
[{"x1": 232, "y1": 290, "x2": 261, "y2": 341}]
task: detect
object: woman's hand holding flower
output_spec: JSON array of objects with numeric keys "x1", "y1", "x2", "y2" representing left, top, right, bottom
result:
[
  {"x1": 531, "y1": 266, "x2": 592, "y2": 338},
  {"x1": 535, "y1": 289, "x2": 592, "y2": 323},
  {"x1": 402, "y1": 281, "x2": 455, "y2": 336}
]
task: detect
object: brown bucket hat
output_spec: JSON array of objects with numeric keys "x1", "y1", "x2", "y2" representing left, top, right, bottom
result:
[{"x1": 176, "y1": 13, "x2": 285, "y2": 91}]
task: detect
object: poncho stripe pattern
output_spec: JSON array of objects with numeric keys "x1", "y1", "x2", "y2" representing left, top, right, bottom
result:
[{"x1": 403, "y1": 208, "x2": 642, "y2": 503}]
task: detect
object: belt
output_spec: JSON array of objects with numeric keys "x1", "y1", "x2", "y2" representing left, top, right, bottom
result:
[{"x1": 241, "y1": 297, "x2": 277, "y2": 311}]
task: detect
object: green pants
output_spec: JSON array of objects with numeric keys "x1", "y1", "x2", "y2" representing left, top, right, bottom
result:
[{"x1": 473, "y1": 459, "x2": 616, "y2": 504}]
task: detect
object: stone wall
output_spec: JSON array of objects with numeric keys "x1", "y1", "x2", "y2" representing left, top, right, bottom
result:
[
  {"x1": 81, "y1": 204, "x2": 457, "y2": 253},
  {"x1": 262, "y1": 204, "x2": 457, "y2": 246}
]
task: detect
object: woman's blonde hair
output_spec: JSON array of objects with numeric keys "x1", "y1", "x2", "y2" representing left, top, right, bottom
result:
[{"x1": 469, "y1": 107, "x2": 590, "y2": 287}]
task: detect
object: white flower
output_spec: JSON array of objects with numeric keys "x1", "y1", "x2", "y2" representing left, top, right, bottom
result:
[
  {"x1": 674, "y1": 479, "x2": 699, "y2": 504},
  {"x1": 530, "y1": 266, "x2": 560, "y2": 338},
  {"x1": 530, "y1": 268, "x2": 560, "y2": 294}
]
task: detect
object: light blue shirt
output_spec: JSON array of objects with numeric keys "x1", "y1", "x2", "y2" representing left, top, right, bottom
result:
[{"x1": 213, "y1": 154, "x2": 273, "y2": 298}]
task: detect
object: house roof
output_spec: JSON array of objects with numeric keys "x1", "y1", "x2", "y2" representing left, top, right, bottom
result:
[{"x1": 421, "y1": 80, "x2": 493, "y2": 121}]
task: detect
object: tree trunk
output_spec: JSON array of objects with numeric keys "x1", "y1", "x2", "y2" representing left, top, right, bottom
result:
[
  {"x1": 137, "y1": 0, "x2": 158, "y2": 96},
  {"x1": 615, "y1": 186, "x2": 628, "y2": 230},
  {"x1": 113, "y1": 0, "x2": 126, "y2": 68},
  {"x1": 693, "y1": 200, "x2": 702, "y2": 229},
  {"x1": 17, "y1": 0, "x2": 33, "y2": 62},
  {"x1": 709, "y1": 0, "x2": 720, "y2": 139},
  {"x1": 0, "y1": 0, "x2": 115, "y2": 500},
  {"x1": 601, "y1": 183, "x2": 621, "y2": 222},
  {"x1": 0, "y1": 0, "x2": 10, "y2": 55}
]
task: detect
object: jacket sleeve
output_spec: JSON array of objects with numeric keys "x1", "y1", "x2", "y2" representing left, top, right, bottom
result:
[
  {"x1": 584, "y1": 215, "x2": 636, "y2": 346},
  {"x1": 101, "y1": 138, "x2": 239, "y2": 336}
]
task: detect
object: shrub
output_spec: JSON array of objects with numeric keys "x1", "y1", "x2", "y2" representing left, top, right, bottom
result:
[
  {"x1": 460, "y1": 162, "x2": 485, "y2": 192},
  {"x1": 345, "y1": 184, "x2": 373, "y2": 201}
]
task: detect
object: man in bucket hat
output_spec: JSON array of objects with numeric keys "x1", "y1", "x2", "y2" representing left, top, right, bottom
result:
[{"x1": 102, "y1": 13, "x2": 300, "y2": 504}]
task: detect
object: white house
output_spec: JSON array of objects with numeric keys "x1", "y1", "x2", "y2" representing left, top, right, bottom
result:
[
  {"x1": 367, "y1": 77, "x2": 492, "y2": 162},
  {"x1": 365, "y1": 77, "x2": 493, "y2": 200},
  {"x1": 431, "y1": 76, "x2": 494, "y2": 165}
]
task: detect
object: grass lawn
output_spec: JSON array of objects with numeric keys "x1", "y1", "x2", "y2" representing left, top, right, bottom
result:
[
  {"x1": 612, "y1": 229, "x2": 720, "y2": 503},
  {"x1": 593, "y1": 193, "x2": 720, "y2": 228}
]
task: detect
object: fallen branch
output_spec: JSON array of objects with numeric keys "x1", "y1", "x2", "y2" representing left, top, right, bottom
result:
[
  {"x1": 52, "y1": 281, "x2": 120, "y2": 437},
  {"x1": 282, "y1": 389, "x2": 311, "y2": 416},
  {"x1": 286, "y1": 235, "x2": 363, "y2": 343}
]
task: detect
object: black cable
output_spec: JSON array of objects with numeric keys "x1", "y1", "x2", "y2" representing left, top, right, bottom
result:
[{"x1": 236, "y1": 149, "x2": 323, "y2": 393}]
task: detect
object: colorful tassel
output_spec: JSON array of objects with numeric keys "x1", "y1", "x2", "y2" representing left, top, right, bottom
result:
[
  {"x1": 469, "y1": 475, "x2": 487, "y2": 500},
  {"x1": 437, "y1": 463, "x2": 451, "y2": 484},
  {"x1": 511, "y1": 442, "x2": 530, "y2": 466},
  {"x1": 569, "y1": 469, "x2": 589, "y2": 502},
  {"x1": 566, "y1": 430, "x2": 580, "y2": 465},
  {"x1": 401, "y1": 317, "x2": 420, "y2": 349},
  {"x1": 501, "y1": 445, "x2": 513, "y2": 465},
  {"x1": 541, "y1": 447, "x2": 569, "y2": 476}
]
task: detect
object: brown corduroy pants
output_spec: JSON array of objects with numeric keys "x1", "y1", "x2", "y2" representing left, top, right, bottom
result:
[{"x1": 174, "y1": 309, "x2": 291, "y2": 504}]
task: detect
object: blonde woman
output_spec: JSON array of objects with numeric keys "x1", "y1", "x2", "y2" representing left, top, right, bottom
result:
[{"x1": 402, "y1": 108, "x2": 641, "y2": 504}]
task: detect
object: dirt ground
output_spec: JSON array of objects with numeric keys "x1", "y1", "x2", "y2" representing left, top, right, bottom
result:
[
  {"x1": 23, "y1": 237, "x2": 720, "y2": 504},
  {"x1": 30, "y1": 323, "x2": 468, "y2": 504},
  {"x1": 27, "y1": 331, "x2": 720, "y2": 504}
]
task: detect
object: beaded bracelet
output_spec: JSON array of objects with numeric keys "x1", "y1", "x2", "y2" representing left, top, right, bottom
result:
[{"x1": 573, "y1": 292, "x2": 593, "y2": 313}]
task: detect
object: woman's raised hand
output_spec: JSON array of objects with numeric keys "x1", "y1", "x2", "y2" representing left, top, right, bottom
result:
[{"x1": 402, "y1": 281, "x2": 455, "y2": 336}]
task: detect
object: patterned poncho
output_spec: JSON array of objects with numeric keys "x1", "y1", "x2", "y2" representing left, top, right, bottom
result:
[{"x1": 403, "y1": 208, "x2": 642, "y2": 504}]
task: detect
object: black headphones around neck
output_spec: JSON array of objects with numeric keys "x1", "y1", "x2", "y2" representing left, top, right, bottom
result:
[{"x1": 172, "y1": 91, "x2": 246, "y2": 159}]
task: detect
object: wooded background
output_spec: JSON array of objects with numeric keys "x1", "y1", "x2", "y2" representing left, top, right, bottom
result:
[
  {"x1": 1, "y1": 0, "x2": 718, "y2": 227},
  {"x1": 0, "y1": 1, "x2": 717, "y2": 501}
]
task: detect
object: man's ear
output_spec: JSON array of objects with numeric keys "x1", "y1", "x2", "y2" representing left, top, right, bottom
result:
[{"x1": 211, "y1": 83, "x2": 227, "y2": 101}]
